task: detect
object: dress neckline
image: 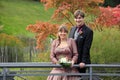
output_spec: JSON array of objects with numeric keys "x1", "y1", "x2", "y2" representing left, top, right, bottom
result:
[{"x1": 57, "y1": 45, "x2": 68, "y2": 49}]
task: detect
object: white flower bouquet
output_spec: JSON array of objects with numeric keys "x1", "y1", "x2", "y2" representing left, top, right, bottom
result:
[{"x1": 59, "y1": 57, "x2": 72, "y2": 68}]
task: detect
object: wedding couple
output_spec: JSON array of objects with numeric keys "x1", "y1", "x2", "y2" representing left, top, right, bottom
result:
[{"x1": 47, "y1": 10, "x2": 93, "y2": 80}]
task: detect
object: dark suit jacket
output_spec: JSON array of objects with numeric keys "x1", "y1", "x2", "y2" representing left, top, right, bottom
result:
[{"x1": 69, "y1": 24, "x2": 93, "y2": 64}]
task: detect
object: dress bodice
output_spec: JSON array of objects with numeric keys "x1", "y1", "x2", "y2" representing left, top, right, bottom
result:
[
  {"x1": 50, "y1": 38, "x2": 78, "y2": 64},
  {"x1": 54, "y1": 46, "x2": 72, "y2": 60}
]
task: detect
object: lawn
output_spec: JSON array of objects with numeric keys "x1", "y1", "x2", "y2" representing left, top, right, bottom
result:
[{"x1": 0, "y1": 0, "x2": 54, "y2": 37}]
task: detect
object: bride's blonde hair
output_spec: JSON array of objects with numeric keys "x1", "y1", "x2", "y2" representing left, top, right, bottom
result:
[{"x1": 58, "y1": 24, "x2": 68, "y2": 33}]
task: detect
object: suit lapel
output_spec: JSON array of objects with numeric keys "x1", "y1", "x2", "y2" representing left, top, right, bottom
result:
[
  {"x1": 77, "y1": 25, "x2": 87, "y2": 39},
  {"x1": 71, "y1": 27, "x2": 77, "y2": 38},
  {"x1": 69, "y1": 25, "x2": 87, "y2": 38},
  {"x1": 80, "y1": 25, "x2": 86, "y2": 35}
]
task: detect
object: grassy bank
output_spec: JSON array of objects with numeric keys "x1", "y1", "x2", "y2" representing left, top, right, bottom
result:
[{"x1": 0, "y1": 0, "x2": 54, "y2": 37}]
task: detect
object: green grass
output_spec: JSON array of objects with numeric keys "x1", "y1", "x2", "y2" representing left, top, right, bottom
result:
[
  {"x1": 91, "y1": 28, "x2": 120, "y2": 64},
  {"x1": 0, "y1": 0, "x2": 54, "y2": 37}
]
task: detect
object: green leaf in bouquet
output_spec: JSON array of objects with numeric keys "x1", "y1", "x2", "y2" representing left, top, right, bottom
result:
[{"x1": 60, "y1": 61, "x2": 71, "y2": 68}]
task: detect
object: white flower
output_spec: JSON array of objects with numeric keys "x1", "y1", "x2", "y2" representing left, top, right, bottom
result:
[
  {"x1": 59, "y1": 57, "x2": 67, "y2": 63},
  {"x1": 59, "y1": 57, "x2": 72, "y2": 68}
]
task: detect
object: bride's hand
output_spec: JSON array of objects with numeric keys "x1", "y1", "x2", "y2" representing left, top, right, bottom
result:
[{"x1": 71, "y1": 61, "x2": 74, "y2": 67}]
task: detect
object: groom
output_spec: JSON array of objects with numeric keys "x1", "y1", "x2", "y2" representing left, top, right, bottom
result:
[{"x1": 69, "y1": 10, "x2": 93, "y2": 73}]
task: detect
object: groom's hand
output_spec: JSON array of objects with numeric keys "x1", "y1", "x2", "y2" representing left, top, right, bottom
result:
[{"x1": 79, "y1": 62, "x2": 85, "y2": 68}]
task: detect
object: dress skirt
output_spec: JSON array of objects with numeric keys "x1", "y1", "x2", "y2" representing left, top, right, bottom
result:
[{"x1": 47, "y1": 68, "x2": 80, "y2": 80}]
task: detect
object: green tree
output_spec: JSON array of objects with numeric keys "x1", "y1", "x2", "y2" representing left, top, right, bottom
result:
[{"x1": 103, "y1": 0, "x2": 120, "y2": 7}]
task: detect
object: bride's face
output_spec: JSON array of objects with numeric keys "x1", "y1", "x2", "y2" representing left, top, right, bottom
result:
[{"x1": 58, "y1": 29, "x2": 67, "y2": 40}]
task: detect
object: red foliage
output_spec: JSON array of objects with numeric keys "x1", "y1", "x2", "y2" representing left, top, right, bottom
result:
[
  {"x1": 96, "y1": 5, "x2": 120, "y2": 27},
  {"x1": 51, "y1": 1, "x2": 71, "y2": 20},
  {"x1": 41, "y1": 0, "x2": 103, "y2": 20},
  {"x1": 26, "y1": 21, "x2": 58, "y2": 49}
]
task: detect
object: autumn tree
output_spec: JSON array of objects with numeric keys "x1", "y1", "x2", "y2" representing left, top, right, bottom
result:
[
  {"x1": 26, "y1": 21, "x2": 58, "y2": 49},
  {"x1": 41, "y1": 0, "x2": 104, "y2": 23},
  {"x1": 26, "y1": 0, "x2": 104, "y2": 49},
  {"x1": 95, "y1": 4, "x2": 120, "y2": 28}
]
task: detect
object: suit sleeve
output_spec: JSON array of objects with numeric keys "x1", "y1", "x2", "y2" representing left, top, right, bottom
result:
[
  {"x1": 50, "y1": 40, "x2": 58, "y2": 64},
  {"x1": 82, "y1": 30, "x2": 93, "y2": 63}
]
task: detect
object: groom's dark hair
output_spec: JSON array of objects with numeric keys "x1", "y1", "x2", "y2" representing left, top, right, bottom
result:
[{"x1": 74, "y1": 10, "x2": 85, "y2": 18}]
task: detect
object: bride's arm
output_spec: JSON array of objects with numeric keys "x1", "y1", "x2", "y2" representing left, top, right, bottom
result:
[{"x1": 50, "y1": 40, "x2": 58, "y2": 64}]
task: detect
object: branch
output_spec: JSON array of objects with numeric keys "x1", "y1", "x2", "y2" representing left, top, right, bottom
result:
[{"x1": 60, "y1": 12, "x2": 74, "y2": 26}]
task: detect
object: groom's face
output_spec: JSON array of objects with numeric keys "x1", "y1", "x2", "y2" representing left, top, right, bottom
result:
[{"x1": 74, "y1": 15, "x2": 84, "y2": 27}]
